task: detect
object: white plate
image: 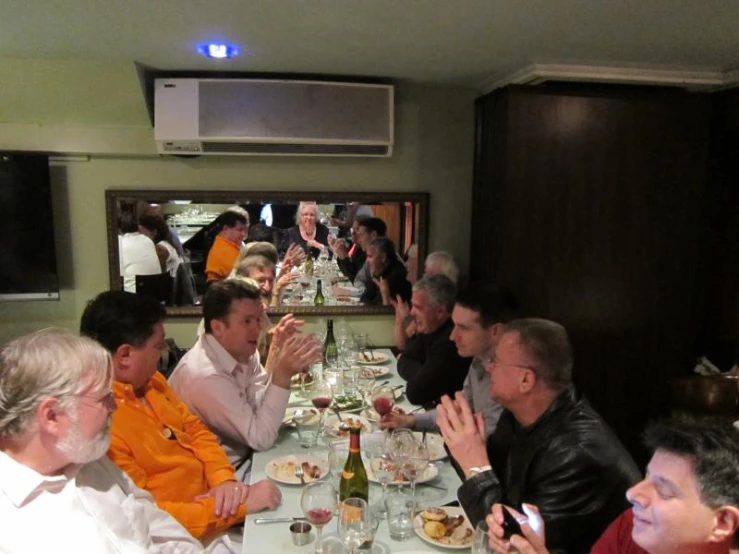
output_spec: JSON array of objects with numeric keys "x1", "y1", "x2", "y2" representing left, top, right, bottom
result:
[
  {"x1": 413, "y1": 432, "x2": 447, "y2": 462},
  {"x1": 323, "y1": 414, "x2": 373, "y2": 438},
  {"x1": 413, "y1": 506, "x2": 474, "y2": 550},
  {"x1": 363, "y1": 366, "x2": 391, "y2": 378},
  {"x1": 367, "y1": 462, "x2": 439, "y2": 485},
  {"x1": 282, "y1": 407, "x2": 319, "y2": 428},
  {"x1": 356, "y1": 352, "x2": 390, "y2": 365},
  {"x1": 361, "y1": 405, "x2": 409, "y2": 422},
  {"x1": 265, "y1": 455, "x2": 329, "y2": 485}
]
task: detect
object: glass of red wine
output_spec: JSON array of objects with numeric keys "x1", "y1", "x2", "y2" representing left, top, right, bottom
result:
[
  {"x1": 311, "y1": 381, "x2": 334, "y2": 435},
  {"x1": 301, "y1": 481, "x2": 338, "y2": 554},
  {"x1": 371, "y1": 384, "x2": 395, "y2": 418}
]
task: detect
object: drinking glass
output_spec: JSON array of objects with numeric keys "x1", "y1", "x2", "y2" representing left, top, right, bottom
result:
[
  {"x1": 472, "y1": 519, "x2": 499, "y2": 554},
  {"x1": 367, "y1": 441, "x2": 396, "y2": 518},
  {"x1": 385, "y1": 489, "x2": 416, "y2": 541},
  {"x1": 356, "y1": 368, "x2": 375, "y2": 408},
  {"x1": 387, "y1": 429, "x2": 415, "y2": 491},
  {"x1": 370, "y1": 385, "x2": 395, "y2": 423},
  {"x1": 301, "y1": 482, "x2": 339, "y2": 554},
  {"x1": 352, "y1": 333, "x2": 367, "y2": 362},
  {"x1": 311, "y1": 381, "x2": 334, "y2": 433},
  {"x1": 328, "y1": 439, "x2": 350, "y2": 487},
  {"x1": 338, "y1": 498, "x2": 374, "y2": 554},
  {"x1": 398, "y1": 439, "x2": 429, "y2": 496}
]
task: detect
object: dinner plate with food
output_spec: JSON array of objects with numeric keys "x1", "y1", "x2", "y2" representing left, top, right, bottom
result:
[
  {"x1": 361, "y1": 404, "x2": 407, "y2": 422},
  {"x1": 414, "y1": 506, "x2": 474, "y2": 550},
  {"x1": 265, "y1": 455, "x2": 329, "y2": 485},
  {"x1": 282, "y1": 407, "x2": 319, "y2": 428},
  {"x1": 332, "y1": 395, "x2": 365, "y2": 413},
  {"x1": 289, "y1": 372, "x2": 314, "y2": 390},
  {"x1": 366, "y1": 462, "x2": 439, "y2": 485},
  {"x1": 355, "y1": 351, "x2": 390, "y2": 365},
  {"x1": 323, "y1": 414, "x2": 372, "y2": 438}
]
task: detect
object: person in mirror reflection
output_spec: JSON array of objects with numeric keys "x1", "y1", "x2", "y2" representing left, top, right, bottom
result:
[
  {"x1": 205, "y1": 207, "x2": 249, "y2": 284},
  {"x1": 361, "y1": 236, "x2": 412, "y2": 306},
  {"x1": 379, "y1": 283, "x2": 517, "y2": 440},
  {"x1": 352, "y1": 217, "x2": 390, "y2": 293},
  {"x1": 138, "y1": 214, "x2": 184, "y2": 278},
  {"x1": 118, "y1": 211, "x2": 161, "y2": 293},
  {"x1": 486, "y1": 416, "x2": 739, "y2": 554},
  {"x1": 137, "y1": 200, "x2": 185, "y2": 256},
  {"x1": 80, "y1": 290, "x2": 282, "y2": 547},
  {"x1": 392, "y1": 250, "x2": 461, "y2": 349},
  {"x1": 0, "y1": 329, "x2": 235, "y2": 553},
  {"x1": 436, "y1": 318, "x2": 640, "y2": 553},
  {"x1": 395, "y1": 275, "x2": 472, "y2": 407},
  {"x1": 330, "y1": 215, "x2": 369, "y2": 283},
  {"x1": 330, "y1": 201, "x2": 374, "y2": 238},
  {"x1": 284, "y1": 201, "x2": 332, "y2": 260},
  {"x1": 170, "y1": 279, "x2": 323, "y2": 482}
]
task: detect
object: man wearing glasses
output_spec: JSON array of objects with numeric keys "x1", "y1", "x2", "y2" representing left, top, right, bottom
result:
[{"x1": 436, "y1": 318, "x2": 641, "y2": 553}]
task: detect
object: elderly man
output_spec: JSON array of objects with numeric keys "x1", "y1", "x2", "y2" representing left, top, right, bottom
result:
[
  {"x1": 437, "y1": 318, "x2": 640, "y2": 553},
  {"x1": 206, "y1": 207, "x2": 249, "y2": 283},
  {"x1": 380, "y1": 282, "x2": 516, "y2": 438},
  {"x1": 396, "y1": 274, "x2": 472, "y2": 407},
  {"x1": 424, "y1": 250, "x2": 460, "y2": 284},
  {"x1": 170, "y1": 279, "x2": 322, "y2": 480},
  {"x1": 0, "y1": 329, "x2": 234, "y2": 553},
  {"x1": 488, "y1": 416, "x2": 739, "y2": 554},
  {"x1": 80, "y1": 290, "x2": 282, "y2": 544}
]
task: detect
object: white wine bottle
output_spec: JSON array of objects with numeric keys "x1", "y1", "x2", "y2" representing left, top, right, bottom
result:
[{"x1": 339, "y1": 426, "x2": 369, "y2": 502}]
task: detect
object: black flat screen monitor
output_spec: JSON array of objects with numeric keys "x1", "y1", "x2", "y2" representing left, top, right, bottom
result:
[{"x1": 0, "y1": 153, "x2": 60, "y2": 301}]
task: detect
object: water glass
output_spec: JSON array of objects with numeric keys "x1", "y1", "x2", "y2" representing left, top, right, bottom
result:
[
  {"x1": 341, "y1": 366, "x2": 359, "y2": 397},
  {"x1": 328, "y1": 439, "x2": 350, "y2": 486},
  {"x1": 296, "y1": 412, "x2": 321, "y2": 448},
  {"x1": 385, "y1": 490, "x2": 416, "y2": 541},
  {"x1": 472, "y1": 519, "x2": 499, "y2": 554},
  {"x1": 338, "y1": 498, "x2": 374, "y2": 554}
]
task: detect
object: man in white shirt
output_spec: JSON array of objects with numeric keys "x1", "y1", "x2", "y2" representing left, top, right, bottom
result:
[
  {"x1": 169, "y1": 279, "x2": 322, "y2": 480},
  {"x1": 0, "y1": 329, "x2": 233, "y2": 554}
]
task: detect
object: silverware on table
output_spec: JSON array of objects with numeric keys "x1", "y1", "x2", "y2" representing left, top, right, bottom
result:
[{"x1": 294, "y1": 464, "x2": 306, "y2": 486}]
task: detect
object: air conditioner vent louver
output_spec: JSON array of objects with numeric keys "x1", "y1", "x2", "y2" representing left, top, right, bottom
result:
[{"x1": 154, "y1": 78, "x2": 394, "y2": 157}]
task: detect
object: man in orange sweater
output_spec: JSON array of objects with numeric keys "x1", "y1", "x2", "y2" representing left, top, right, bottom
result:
[
  {"x1": 80, "y1": 290, "x2": 281, "y2": 545},
  {"x1": 206, "y1": 208, "x2": 249, "y2": 283}
]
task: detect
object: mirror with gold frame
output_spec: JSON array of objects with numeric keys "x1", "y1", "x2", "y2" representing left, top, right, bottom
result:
[{"x1": 106, "y1": 189, "x2": 429, "y2": 317}]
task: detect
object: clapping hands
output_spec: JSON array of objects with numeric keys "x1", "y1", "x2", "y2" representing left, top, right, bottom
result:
[{"x1": 435, "y1": 392, "x2": 489, "y2": 475}]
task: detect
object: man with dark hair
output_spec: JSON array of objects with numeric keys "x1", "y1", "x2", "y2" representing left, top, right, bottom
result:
[
  {"x1": 330, "y1": 215, "x2": 369, "y2": 283},
  {"x1": 361, "y1": 236, "x2": 412, "y2": 306},
  {"x1": 351, "y1": 217, "x2": 388, "y2": 293},
  {"x1": 395, "y1": 274, "x2": 472, "y2": 407},
  {"x1": 205, "y1": 207, "x2": 249, "y2": 283},
  {"x1": 169, "y1": 279, "x2": 322, "y2": 480},
  {"x1": 380, "y1": 282, "x2": 516, "y2": 438},
  {"x1": 437, "y1": 318, "x2": 640, "y2": 553},
  {"x1": 487, "y1": 416, "x2": 739, "y2": 554},
  {"x1": 80, "y1": 290, "x2": 282, "y2": 545}
]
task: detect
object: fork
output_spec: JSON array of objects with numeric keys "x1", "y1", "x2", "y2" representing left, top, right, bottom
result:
[{"x1": 294, "y1": 464, "x2": 306, "y2": 486}]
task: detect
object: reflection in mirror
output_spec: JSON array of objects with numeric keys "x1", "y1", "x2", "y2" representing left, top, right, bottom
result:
[{"x1": 106, "y1": 191, "x2": 429, "y2": 317}]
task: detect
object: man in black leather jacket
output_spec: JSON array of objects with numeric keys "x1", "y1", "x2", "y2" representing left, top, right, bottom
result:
[{"x1": 437, "y1": 318, "x2": 641, "y2": 554}]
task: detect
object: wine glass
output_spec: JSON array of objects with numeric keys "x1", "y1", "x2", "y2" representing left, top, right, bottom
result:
[
  {"x1": 399, "y1": 439, "x2": 429, "y2": 497},
  {"x1": 368, "y1": 440, "x2": 396, "y2": 518},
  {"x1": 386, "y1": 429, "x2": 415, "y2": 491},
  {"x1": 301, "y1": 482, "x2": 339, "y2": 554},
  {"x1": 311, "y1": 381, "x2": 334, "y2": 433},
  {"x1": 356, "y1": 368, "x2": 375, "y2": 408},
  {"x1": 338, "y1": 497, "x2": 375, "y2": 554},
  {"x1": 370, "y1": 385, "x2": 395, "y2": 421}
]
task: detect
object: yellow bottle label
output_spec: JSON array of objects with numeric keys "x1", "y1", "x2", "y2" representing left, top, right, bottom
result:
[{"x1": 342, "y1": 470, "x2": 355, "y2": 479}]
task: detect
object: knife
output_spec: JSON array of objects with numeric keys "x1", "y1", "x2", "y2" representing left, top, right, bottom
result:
[{"x1": 254, "y1": 517, "x2": 308, "y2": 524}]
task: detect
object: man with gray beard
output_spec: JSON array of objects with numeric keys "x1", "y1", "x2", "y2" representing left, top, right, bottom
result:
[{"x1": 0, "y1": 329, "x2": 233, "y2": 553}]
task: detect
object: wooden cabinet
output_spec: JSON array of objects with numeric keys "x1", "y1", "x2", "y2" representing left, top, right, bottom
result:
[{"x1": 471, "y1": 85, "x2": 712, "y2": 461}]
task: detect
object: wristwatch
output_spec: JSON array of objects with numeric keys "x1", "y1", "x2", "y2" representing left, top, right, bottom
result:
[{"x1": 466, "y1": 465, "x2": 492, "y2": 480}]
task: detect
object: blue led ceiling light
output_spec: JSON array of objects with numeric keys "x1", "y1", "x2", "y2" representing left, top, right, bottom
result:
[{"x1": 197, "y1": 43, "x2": 239, "y2": 59}]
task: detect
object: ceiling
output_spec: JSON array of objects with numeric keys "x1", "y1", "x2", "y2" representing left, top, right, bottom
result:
[{"x1": 1, "y1": 0, "x2": 738, "y2": 89}]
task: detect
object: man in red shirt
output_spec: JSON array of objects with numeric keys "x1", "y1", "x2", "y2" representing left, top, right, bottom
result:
[{"x1": 486, "y1": 416, "x2": 739, "y2": 554}]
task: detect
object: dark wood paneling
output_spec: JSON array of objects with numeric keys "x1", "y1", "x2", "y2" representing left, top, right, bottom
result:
[{"x1": 472, "y1": 86, "x2": 711, "y2": 462}]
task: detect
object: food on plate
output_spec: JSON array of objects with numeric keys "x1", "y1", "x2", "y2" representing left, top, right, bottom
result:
[
  {"x1": 290, "y1": 373, "x2": 314, "y2": 388},
  {"x1": 273, "y1": 459, "x2": 322, "y2": 482},
  {"x1": 332, "y1": 416, "x2": 366, "y2": 437},
  {"x1": 419, "y1": 508, "x2": 474, "y2": 546},
  {"x1": 333, "y1": 395, "x2": 364, "y2": 411}
]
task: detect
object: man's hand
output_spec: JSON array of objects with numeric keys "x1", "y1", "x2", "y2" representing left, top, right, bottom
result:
[
  {"x1": 373, "y1": 277, "x2": 392, "y2": 305},
  {"x1": 284, "y1": 243, "x2": 306, "y2": 266},
  {"x1": 486, "y1": 504, "x2": 547, "y2": 554},
  {"x1": 195, "y1": 480, "x2": 249, "y2": 518},
  {"x1": 377, "y1": 412, "x2": 415, "y2": 430},
  {"x1": 270, "y1": 333, "x2": 323, "y2": 388},
  {"x1": 244, "y1": 480, "x2": 282, "y2": 514},
  {"x1": 273, "y1": 272, "x2": 300, "y2": 303},
  {"x1": 329, "y1": 236, "x2": 349, "y2": 259},
  {"x1": 391, "y1": 294, "x2": 413, "y2": 349},
  {"x1": 270, "y1": 314, "x2": 305, "y2": 348},
  {"x1": 436, "y1": 392, "x2": 489, "y2": 475}
]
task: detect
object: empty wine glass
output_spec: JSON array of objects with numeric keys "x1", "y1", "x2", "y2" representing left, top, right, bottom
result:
[
  {"x1": 338, "y1": 497, "x2": 375, "y2": 554},
  {"x1": 356, "y1": 368, "x2": 375, "y2": 408},
  {"x1": 387, "y1": 429, "x2": 415, "y2": 492},
  {"x1": 367, "y1": 440, "x2": 396, "y2": 518},
  {"x1": 311, "y1": 380, "x2": 334, "y2": 433},
  {"x1": 301, "y1": 482, "x2": 339, "y2": 554},
  {"x1": 399, "y1": 439, "x2": 429, "y2": 497}
]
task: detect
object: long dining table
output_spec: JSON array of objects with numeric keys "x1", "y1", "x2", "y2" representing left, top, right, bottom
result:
[{"x1": 241, "y1": 348, "x2": 464, "y2": 553}]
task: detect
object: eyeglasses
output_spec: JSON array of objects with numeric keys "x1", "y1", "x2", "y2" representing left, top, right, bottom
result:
[{"x1": 484, "y1": 354, "x2": 537, "y2": 373}]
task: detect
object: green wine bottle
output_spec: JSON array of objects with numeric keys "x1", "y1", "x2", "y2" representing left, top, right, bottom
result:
[
  {"x1": 304, "y1": 255, "x2": 314, "y2": 276},
  {"x1": 339, "y1": 426, "x2": 369, "y2": 502},
  {"x1": 314, "y1": 279, "x2": 325, "y2": 306},
  {"x1": 324, "y1": 319, "x2": 339, "y2": 367}
]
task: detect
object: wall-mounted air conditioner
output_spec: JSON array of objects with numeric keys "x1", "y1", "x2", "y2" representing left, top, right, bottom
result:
[{"x1": 154, "y1": 78, "x2": 394, "y2": 157}]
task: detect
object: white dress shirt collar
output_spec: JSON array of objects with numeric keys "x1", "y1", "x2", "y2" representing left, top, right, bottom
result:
[
  {"x1": 201, "y1": 332, "x2": 260, "y2": 376},
  {"x1": 0, "y1": 450, "x2": 79, "y2": 507}
]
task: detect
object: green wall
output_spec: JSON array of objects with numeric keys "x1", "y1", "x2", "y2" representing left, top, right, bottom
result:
[{"x1": 0, "y1": 60, "x2": 476, "y2": 346}]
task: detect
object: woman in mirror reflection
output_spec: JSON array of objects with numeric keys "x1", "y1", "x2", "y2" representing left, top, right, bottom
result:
[{"x1": 284, "y1": 202, "x2": 332, "y2": 260}]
